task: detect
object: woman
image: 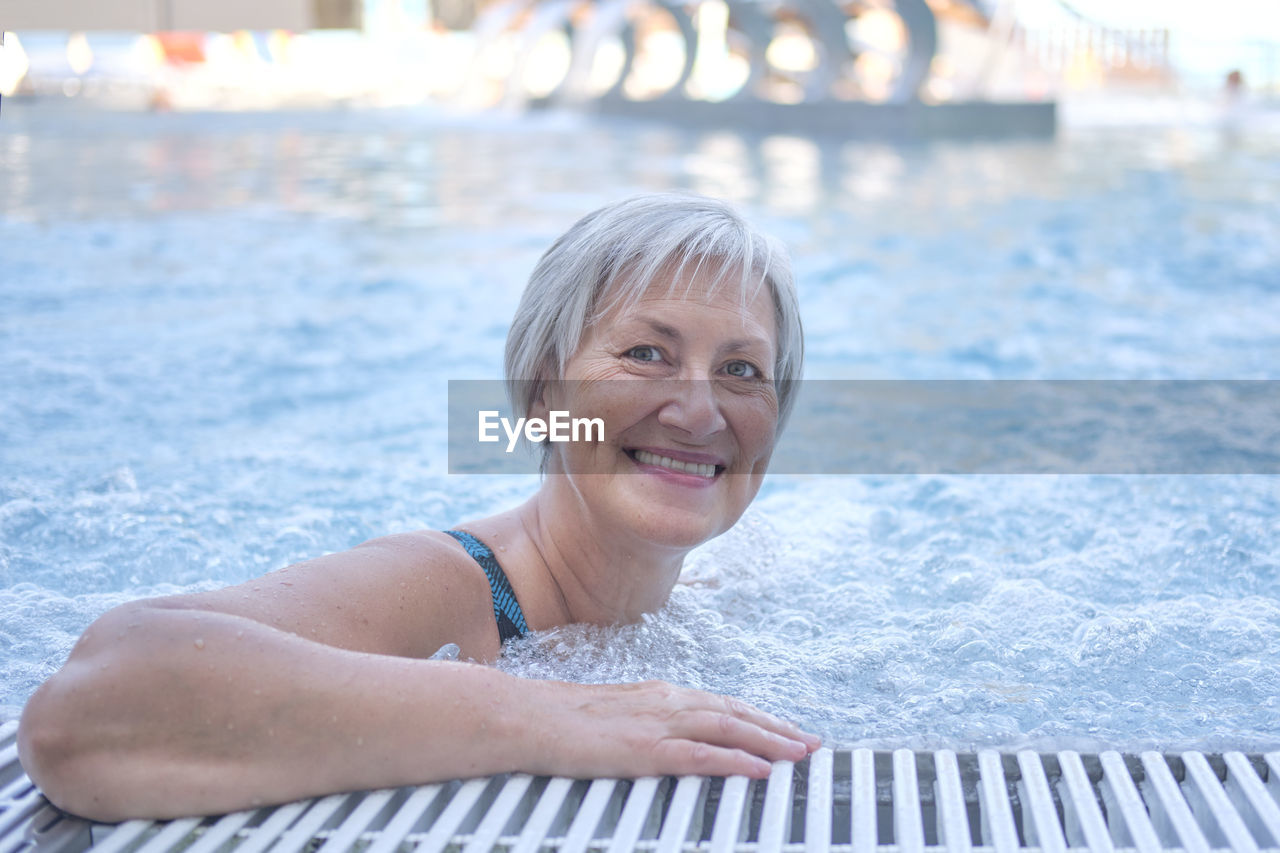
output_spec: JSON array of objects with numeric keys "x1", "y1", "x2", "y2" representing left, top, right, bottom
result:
[{"x1": 18, "y1": 193, "x2": 819, "y2": 821}]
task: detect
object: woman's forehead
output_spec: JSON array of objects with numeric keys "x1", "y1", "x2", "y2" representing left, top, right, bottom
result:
[
  {"x1": 599, "y1": 279, "x2": 777, "y2": 345},
  {"x1": 603, "y1": 255, "x2": 769, "y2": 312}
]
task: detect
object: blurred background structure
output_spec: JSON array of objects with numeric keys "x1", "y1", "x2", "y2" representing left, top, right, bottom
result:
[{"x1": 0, "y1": 0, "x2": 1275, "y2": 120}]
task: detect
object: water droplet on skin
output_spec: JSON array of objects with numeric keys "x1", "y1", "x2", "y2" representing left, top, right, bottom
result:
[
  {"x1": 194, "y1": 638, "x2": 205, "y2": 650},
  {"x1": 226, "y1": 722, "x2": 235, "y2": 730},
  {"x1": 236, "y1": 630, "x2": 244, "y2": 639},
  {"x1": 355, "y1": 736, "x2": 364, "y2": 747}
]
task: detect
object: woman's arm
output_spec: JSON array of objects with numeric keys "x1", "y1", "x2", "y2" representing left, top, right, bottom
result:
[
  {"x1": 17, "y1": 533, "x2": 818, "y2": 821},
  {"x1": 19, "y1": 603, "x2": 527, "y2": 819},
  {"x1": 17, "y1": 531, "x2": 509, "y2": 819}
]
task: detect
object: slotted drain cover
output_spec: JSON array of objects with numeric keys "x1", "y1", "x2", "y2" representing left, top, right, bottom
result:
[{"x1": 4, "y1": 722, "x2": 1279, "y2": 851}]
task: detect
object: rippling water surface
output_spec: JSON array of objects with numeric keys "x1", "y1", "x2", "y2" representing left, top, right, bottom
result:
[{"x1": 2, "y1": 101, "x2": 1279, "y2": 751}]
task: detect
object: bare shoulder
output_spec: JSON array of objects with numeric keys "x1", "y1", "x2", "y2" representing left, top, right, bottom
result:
[
  {"x1": 149, "y1": 529, "x2": 502, "y2": 662},
  {"x1": 347, "y1": 529, "x2": 479, "y2": 573}
]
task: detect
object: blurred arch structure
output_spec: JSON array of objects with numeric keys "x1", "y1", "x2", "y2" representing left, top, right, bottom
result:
[{"x1": 462, "y1": 0, "x2": 1056, "y2": 139}]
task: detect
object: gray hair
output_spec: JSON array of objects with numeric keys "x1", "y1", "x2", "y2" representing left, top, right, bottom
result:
[{"x1": 504, "y1": 193, "x2": 804, "y2": 434}]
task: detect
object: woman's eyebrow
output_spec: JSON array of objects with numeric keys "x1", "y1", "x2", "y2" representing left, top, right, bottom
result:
[
  {"x1": 720, "y1": 335, "x2": 773, "y2": 355},
  {"x1": 629, "y1": 317, "x2": 772, "y2": 355},
  {"x1": 635, "y1": 318, "x2": 682, "y2": 341}
]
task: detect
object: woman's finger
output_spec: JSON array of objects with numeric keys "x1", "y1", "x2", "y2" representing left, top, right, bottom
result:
[
  {"x1": 650, "y1": 738, "x2": 774, "y2": 778},
  {"x1": 665, "y1": 708, "x2": 811, "y2": 762},
  {"x1": 622, "y1": 681, "x2": 822, "y2": 756},
  {"x1": 714, "y1": 693, "x2": 822, "y2": 749}
]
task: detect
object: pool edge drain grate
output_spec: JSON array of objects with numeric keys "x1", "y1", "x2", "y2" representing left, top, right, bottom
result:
[{"x1": 4, "y1": 721, "x2": 1280, "y2": 852}]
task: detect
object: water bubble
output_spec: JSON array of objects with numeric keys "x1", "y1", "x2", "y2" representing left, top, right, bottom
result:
[
  {"x1": 955, "y1": 641, "x2": 995, "y2": 663},
  {"x1": 868, "y1": 508, "x2": 898, "y2": 542},
  {"x1": 1070, "y1": 616, "x2": 1155, "y2": 666},
  {"x1": 1208, "y1": 615, "x2": 1266, "y2": 655},
  {"x1": 1178, "y1": 663, "x2": 1209, "y2": 684},
  {"x1": 939, "y1": 689, "x2": 967, "y2": 713},
  {"x1": 933, "y1": 624, "x2": 983, "y2": 652},
  {"x1": 1228, "y1": 678, "x2": 1255, "y2": 699}
]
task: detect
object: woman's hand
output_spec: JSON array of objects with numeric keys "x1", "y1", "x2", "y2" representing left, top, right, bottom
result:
[{"x1": 518, "y1": 679, "x2": 821, "y2": 779}]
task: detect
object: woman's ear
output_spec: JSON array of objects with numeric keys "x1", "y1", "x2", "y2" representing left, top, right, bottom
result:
[{"x1": 528, "y1": 380, "x2": 552, "y2": 422}]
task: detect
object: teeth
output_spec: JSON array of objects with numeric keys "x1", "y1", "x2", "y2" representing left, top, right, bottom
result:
[{"x1": 634, "y1": 450, "x2": 717, "y2": 478}]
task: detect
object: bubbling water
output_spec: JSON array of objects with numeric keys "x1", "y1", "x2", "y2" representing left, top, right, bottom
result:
[{"x1": 498, "y1": 476, "x2": 1280, "y2": 753}]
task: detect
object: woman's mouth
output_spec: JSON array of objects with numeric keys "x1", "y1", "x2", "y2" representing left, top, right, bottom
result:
[{"x1": 626, "y1": 449, "x2": 724, "y2": 479}]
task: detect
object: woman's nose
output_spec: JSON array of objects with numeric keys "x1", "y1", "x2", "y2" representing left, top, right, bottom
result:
[{"x1": 656, "y1": 380, "x2": 727, "y2": 438}]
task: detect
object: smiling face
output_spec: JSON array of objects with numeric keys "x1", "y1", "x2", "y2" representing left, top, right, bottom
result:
[{"x1": 536, "y1": 267, "x2": 779, "y2": 551}]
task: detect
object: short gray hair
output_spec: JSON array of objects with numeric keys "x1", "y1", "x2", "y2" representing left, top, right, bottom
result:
[{"x1": 504, "y1": 193, "x2": 804, "y2": 433}]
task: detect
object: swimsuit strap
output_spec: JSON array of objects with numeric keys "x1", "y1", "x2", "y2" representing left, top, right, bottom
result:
[{"x1": 443, "y1": 530, "x2": 529, "y2": 644}]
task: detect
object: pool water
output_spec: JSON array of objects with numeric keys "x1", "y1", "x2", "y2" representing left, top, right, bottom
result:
[{"x1": 2, "y1": 100, "x2": 1279, "y2": 752}]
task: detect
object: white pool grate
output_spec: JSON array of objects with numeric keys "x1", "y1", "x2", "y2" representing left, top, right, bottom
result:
[{"x1": 4, "y1": 721, "x2": 1280, "y2": 851}]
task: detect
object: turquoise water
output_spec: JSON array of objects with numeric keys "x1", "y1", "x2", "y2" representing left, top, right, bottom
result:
[{"x1": 2, "y1": 101, "x2": 1279, "y2": 751}]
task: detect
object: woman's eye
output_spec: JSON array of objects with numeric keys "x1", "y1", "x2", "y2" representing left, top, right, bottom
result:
[
  {"x1": 626, "y1": 346, "x2": 661, "y2": 362},
  {"x1": 724, "y1": 361, "x2": 759, "y2": 378}
]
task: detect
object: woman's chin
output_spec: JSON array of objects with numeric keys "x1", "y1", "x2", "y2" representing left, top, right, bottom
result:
[{"x1": 623, "y1": 506, "x2": 730, "y2": 551}]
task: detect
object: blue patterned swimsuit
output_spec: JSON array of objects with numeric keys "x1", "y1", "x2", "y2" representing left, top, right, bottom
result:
[{"x1": 443, "y1": 530, "x2": 529, "y2": 644}]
